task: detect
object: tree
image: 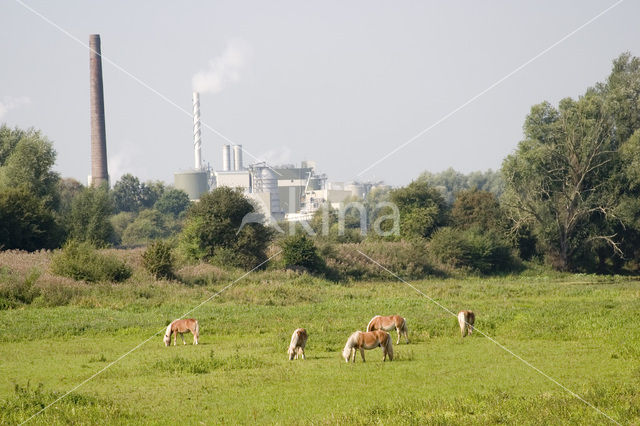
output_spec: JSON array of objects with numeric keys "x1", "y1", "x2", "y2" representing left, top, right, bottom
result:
[
  {"x1": 280, "y1": 234, "x2": 324, "y2": 273},
  {"x1": 179, "y1": 187, "x2": 273, "y2": 268},
  {"x1": 0, "y1": 187, "x2": 63, "y2": 251},
  {"x1": 502, "y1": 93, "x2": 621, "y2": 270},
  {"x1": 451, "y1": 189, "x2": 505, "y2": 231},
  {"x1": 121, "y1": 209, "x2": 176, "y2": 247},
  {"x1": 155, "y1": 188, "x2": 191, "y2": 217},
  {"x1": 112, "y1": 174, "x2": 143, "y2": 213},
  {"x1": 0, "y1": 125, "x2": 60, "y2": 210},
  {"x1": 68, "y1": 185, "x2": 115, "y2": 247},
  {"x1": 390, "y1": 179, "x2": 448, "y2": 239}
]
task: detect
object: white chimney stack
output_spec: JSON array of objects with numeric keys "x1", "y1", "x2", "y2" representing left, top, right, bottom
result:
[
  {"x1": 193, "y1": 92, "x2": 202, "y2": 170},
  {"x1": 222, "y1": 144, "x2": 231, "y2": 171}
]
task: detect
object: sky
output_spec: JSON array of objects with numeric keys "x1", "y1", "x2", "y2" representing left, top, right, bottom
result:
[{"x1": 1, "y1": 0, "x2": 639, "y2": 187}]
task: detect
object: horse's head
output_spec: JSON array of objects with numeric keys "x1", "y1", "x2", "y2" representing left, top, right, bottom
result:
[{"x1": 163, "y1": 334, "x2": 171, "y2": 346}]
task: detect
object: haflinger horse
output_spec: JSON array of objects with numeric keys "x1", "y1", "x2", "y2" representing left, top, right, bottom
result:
[
  {"x1": 342, "y1": 330, "x2": 393, "y2": 363},
  {"x1": 366, "y1": 315, "x2": 409, "y2": 344},
  {"x1": 457, "y1": 310, "x2": 475, "y2": 337},
  {"x1": 288, "y1": 328, "x2": 308, "y2": 360},
  {"x1": 164, "y1": 318, "x2": 199, "y2": 346}
]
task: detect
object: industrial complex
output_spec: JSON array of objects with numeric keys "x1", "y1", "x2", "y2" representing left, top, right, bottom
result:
[
  {"x1": 173, "y1": 92, "x2": 386, "y2": 222},
  {"x1": 85, "y1": 34, "x2": 384, "y2": 224}
]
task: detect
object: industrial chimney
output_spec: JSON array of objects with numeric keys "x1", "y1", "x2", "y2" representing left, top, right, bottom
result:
[
  {"x1": 193, "y1": 92, "x2": 202, "y2": 170},
  {"x1": 222, "y1": 144, "x2": 231, "y2": 171},
  {"x1": 233, "y1": 144, "x2": 243, "y2": 171},
  {"x1": 89, "y1": 34, "x2": 109, "y2": 186}
]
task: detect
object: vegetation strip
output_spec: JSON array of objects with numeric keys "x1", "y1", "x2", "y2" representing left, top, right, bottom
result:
[
  {"x1": 357, "y1": 249, "x2": 621, "y2": 425},
  {"x1": 18, "y1": 251, "x2": 280, "y2": 425}
]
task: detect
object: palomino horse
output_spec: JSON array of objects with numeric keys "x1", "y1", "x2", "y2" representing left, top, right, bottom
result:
[
  {"x1": 288, "y1": 328, "x2": 308, "y2": 360},
  {"x1": 342, "y1": 330, "x2": 393, "y2": 363},
  {"x1": 164, "y1": 318, "x2": 199, "y2": 346},
  {"x1": 457, "y1": 310, "x2": 475, "y2": 337},
  {"x1": 366, "y1": 315, "x2": 409, "y2": 344}
]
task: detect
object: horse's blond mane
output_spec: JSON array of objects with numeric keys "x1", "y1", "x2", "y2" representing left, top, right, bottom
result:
[{"x1": 165, "y1": 321, "x2": 174, "y2": 337}]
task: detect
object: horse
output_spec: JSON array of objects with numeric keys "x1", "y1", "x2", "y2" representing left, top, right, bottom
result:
[
  {"x1": 288, "y1": 328, "x2": 308, "y2": 360},
  {"x1": 366, "y1": 315, "x2": 409, "y2": 344},
  {"x1": 164, "y1": 318, "x2": 199, "y2": 346},
  {"x1": 457, "y1": 310, "x2": 475, "y2": 337},
  {"x1": 342, "y1": 330, "x2": 393, "y2": 363}
]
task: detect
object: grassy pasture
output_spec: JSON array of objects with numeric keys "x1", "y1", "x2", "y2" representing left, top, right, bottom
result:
[{"x1": 1, "y1": 252, "x2": 639, "y2": 424}]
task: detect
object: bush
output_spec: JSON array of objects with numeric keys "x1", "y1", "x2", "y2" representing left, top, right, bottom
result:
[
  {"x1": 429, "y1": 226, "x2": 515, "y2": 274},
  {"x1": 50, "y1": 241, "x2": 132, "y2": 283},
  {"x1": 322, "y1": 241, "x2": 440, "y2": 281},
  {"x1": 179, "y1": 187, "x2": 273, "y2": 268},
  {"x1": 279, "y1": 234, "x2": 325, "y2": 274},
  {"x1": 142, "y1": 241, "x2": 175, "y2": 280},
  {"x1": 0, "y1": 267, "x2": 41, "y2": 309}
]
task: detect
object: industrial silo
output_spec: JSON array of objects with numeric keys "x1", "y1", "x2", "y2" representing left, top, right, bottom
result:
[{"x1": 174, "y1": 170, "x2": 209, "y2": 201}]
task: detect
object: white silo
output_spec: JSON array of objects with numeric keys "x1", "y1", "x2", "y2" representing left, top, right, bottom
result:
[
  {"x1": 233, "y1": 145, "x2": 243, "y2": 170},
  {"x1": 222, "y1": 144, "x2": 231, "y2": 171}
]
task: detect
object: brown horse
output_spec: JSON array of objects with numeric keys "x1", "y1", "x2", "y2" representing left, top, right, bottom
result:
[
  {"x1": 288, "y1": 328, "x2": 308, "y2": 360},
  {"x1": 342, "y1": 330, "x2": 393, "y2": 362},
  {"x1": 366, "y1": 315, "x2": 409, "y2": 344},
  {"x1": 457, "y1": 310, "x2": 475, "y2": 337},
  {"x1": 164, "y1": 319, "x2": 199, "y2": 346}
]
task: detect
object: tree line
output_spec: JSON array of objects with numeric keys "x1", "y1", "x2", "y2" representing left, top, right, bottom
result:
[{"x1": 1, "y1": 53, "x2": 639, "y2": 275}]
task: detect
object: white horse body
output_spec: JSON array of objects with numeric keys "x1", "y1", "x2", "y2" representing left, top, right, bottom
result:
[
  {"x1": 458, "y1": 310, "x2": 475, "y2": 337},
  {"x1": 288, "y1": 328, "x2": 308, "y2": 360}
]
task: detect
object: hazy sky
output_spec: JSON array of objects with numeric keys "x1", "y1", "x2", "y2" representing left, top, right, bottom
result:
[{"x1": 1, "y1": 1, "x2": 639, "y2": 186}]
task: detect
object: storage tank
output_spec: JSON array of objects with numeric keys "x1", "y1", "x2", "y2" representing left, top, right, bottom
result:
[
  {"x1": 222, "y1": 145, "x2": 231, "y2": 171},
  {"x1": 174, "y1": 170, "x2": 209, "y2": 201},
  {"x1": 233, "y1": 145, "x2": 243, "y2": 170}
]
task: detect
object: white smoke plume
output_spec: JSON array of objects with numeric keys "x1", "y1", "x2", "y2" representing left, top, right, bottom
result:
[
  {"x1": 0, "y1": 96, "x2": 31, "y2": 119},
  {"x1": 192, "y1": 39, "x2": 252, "y2": 94}
]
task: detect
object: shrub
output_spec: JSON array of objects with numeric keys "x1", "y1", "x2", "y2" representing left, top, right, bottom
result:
[
  {"x1": 142, "y1": 241, "x2": 175, "y2": 280},
  {"x1": 429, "y1": 226, "x2": 514, "y2": 274},
  {"x1": 50, "y1": 240, "x2": 132, "y2": 283},
  {"x1": 0, "y1": 267, "x2": 41, "y2": 309},
  {"x1": 322, "y1": 241, "x2": 440, "y2": 281},
  {"x1": 179, "y1": 187, "x2": 273, "y2": 268},
  {"x1": 279, "y1": 234, "x2": 325, "y2": 274}
]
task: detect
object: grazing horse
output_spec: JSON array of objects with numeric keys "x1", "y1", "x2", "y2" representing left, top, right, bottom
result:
[
  {"x1": 342, "y1": 330, "x2": 393, "y2": 363},
  {"x1": 457, "y1": 310, "x2": 475, "y2": 337},
  {"x1": 366, "y1": 315, "x2": 409, "y2": 344},
  {"x1": 164, "y1": 319, "x2": 199, "y2": 346},
  {"x1": 288, "y1": 328, "x2": 308, "y2": 360}
]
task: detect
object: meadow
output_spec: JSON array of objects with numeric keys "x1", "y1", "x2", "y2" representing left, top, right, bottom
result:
[{"x1": 1, "y1": 250, "x2": 639, "y2": 425}]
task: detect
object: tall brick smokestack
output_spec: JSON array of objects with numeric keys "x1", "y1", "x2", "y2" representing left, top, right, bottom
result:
[{"x1": 89, "y1": 34, "x2": 109, "y2": 186}]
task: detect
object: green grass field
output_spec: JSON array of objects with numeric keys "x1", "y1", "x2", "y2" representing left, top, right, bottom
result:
[{"x1": 1, "y1": 264, "x2": 640, "y2": 424}]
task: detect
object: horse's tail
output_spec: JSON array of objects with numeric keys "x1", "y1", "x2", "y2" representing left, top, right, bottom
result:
[
  {"x1": 401, "y1": 318, "x2": 409, "y2": 342},
  {"x1": 385, "y1": 333, "x2": 394, "y2": 361},
  {"x1": 194, "y1": 320, "x2": 200, "y2": 338},
  {"x1": 366, "y1": 316, "x2": 379, "y2": 332}
]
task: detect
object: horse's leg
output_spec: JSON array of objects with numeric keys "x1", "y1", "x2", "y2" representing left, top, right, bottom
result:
[
  {"x1": 173, "y1": 331, "x2": 177, "y2": 346},
  {"x1": 351, "y1": 348, "x2": 356, "y2": 363},
  {"x1": 300, "y1": 347, "x2": 305, "y2": 360},
  {"x1": 193, "y1": 330, "x2": 198, "y2": 345},
  {"x1": 396, "y1": 327, "x2": 401, "y2": 345},
  {"x1": 180, "y1": 333, "x2": 186, "y2": 345},
  {"x1": 360, "y1": 348, "x2": 365, "y2": 362}
]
